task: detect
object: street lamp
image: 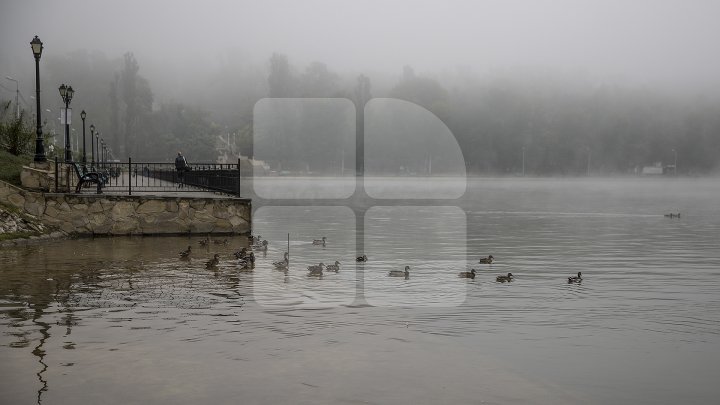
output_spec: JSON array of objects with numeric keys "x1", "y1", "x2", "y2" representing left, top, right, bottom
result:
[
  {"x1": 4, "y1": 76, "x2": 19, "y2": 119},
  {"x1": 95, "y1": 132, "x2": 100, "y2": 167},
  {"x1": 81, "y1": 110, "x2": 87, "y2": 168},
  {"x1": 672, "y1": 148, "x2": 678, "y2": 176},
  {"x1": 58, "y1": 83, "x2": 74, "y2": 162},
  {"x1": 31, "y1": 35, "x2": 46, "y2": 162},
  {"x1": 90, "y1": 124, "x2": 95, "y2": 167},
  {"x1": 100, "y1": 139, "x2": 105, "y2": 167}
]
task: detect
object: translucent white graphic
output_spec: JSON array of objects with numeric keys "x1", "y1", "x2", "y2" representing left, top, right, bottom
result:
[
  {"x1": 253, "y1": 98, "x2": 356, "y2": 199},
  {"x1": 364, "y1": 206, "x2": 468, "y2": 307},
  {"x1": 252, "y1": 206, "x2": 356, "y2": 308},
  {"x1": 364, "y1": 98, "x2": 466, "y2": 199}
]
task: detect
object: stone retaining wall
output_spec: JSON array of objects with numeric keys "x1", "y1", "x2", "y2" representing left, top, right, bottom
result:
[{"x1": 0, "y1": 180, "x2": 251, "y2": 235}]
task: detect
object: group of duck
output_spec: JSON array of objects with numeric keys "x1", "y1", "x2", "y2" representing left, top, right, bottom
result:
[{"x1": 179, "y1": 238, "x2": 583, "y2": 284}]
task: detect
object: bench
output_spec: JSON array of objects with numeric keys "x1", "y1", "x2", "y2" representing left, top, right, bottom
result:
[{"x1": 71, "y1": 162, "x2": 104, "y2": 194}]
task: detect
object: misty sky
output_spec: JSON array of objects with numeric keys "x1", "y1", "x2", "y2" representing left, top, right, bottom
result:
[{"x1": 2, "y1": 0, "x2": 720, "y2": 93}]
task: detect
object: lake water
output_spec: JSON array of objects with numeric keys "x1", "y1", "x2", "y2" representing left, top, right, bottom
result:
[{"x1": 1, "y1": 177, "x2": 719, "y2": 404}]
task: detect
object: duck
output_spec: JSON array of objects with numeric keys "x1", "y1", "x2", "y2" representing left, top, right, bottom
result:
[
  {"x1": 496, "y1": 272, "x2": 513, "y2": 283},
  {"x1": 238, "y1": 255, "x2": 255, "y2": 270},
  {"x1": 389, "y1": 266, "x2": 410, "y2": 278},
  {"x1": 213, "y1": 238, "x2": 228, "y2": 245},
  {"x1": 248, "y1": 234, "x2": 261, "y2": 244},
  {"x1": 479, "y1": 255, "x2": 494, "y2": 264},
  {"x1": 238, "y1": 252, "x2": 255, "y2": 265},
  {"x1": 458, "y1": 269, "x2": 476, "y2": 279},
  {"x1": 198, "y1": 237, "x2": 210, "y2": 246},
  {"x1": 233, "y1": 248, "x2": 249, "y2": 260},
  {"x1": 205, "y1": 254, "x2": 220, "y2": 269},
  {"x1": 252, "y1": 240, "x2": 269, "y2": 252},
  {"x1": 356, "y1": 254, "x2": 368, "y2": 262},
  {"x1": 307, "y1": 263, "x2": 325, "y2": 276},
  {"x1": 325, "y1": 261, "x2": 341, "y2": 272},
  {"x1": 312, "y1": 237, "x2": 327, "y2": 246},
  {"x1": 568, "y1": 272, "x2": 582, "y2": 284},
  {"x1": 179, "y1": 245, "x2": 192, "y2": 259},
  {"x1": 273, "y1": 252, "x2": 289, "y2": 269}
]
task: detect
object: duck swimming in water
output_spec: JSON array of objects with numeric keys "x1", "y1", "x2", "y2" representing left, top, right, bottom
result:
[
  {"x1": 389, "y1": 266, "x2": 410, "y2": 279},
  {"x1": 568, "y1": 272, "x2": 582, "y2": 283},
  {"x1": 198, "y1": 237, "x2": 209, "y2": 246},
  {"x1": 312, "y1": 237, "x2": 327, "y2": 246},
  {"x1": 179, "y1": 245, "x2": 191, "y2": 259},
  {"x1": 205, "y1": 254, "x2": 220, "y2": 269},
  {"x1": 238, "y1": 252, "x2": 255, "y2": 266},
  {"x1": 307, "y1": 263, "x2": 325, "y2": 276},
  {"x1": 496, "y1": 273, "x2": 513, "y2": 283},
  {"x1": 252, "y1": 240, "x2": 269, "y2": 252},
  {"x1": 325, "y1": 261, "x2": 341, "y2": 272},
  {"x1": 273, "y1": 252, "x2": 289, "y2": 270},
  {"x1": 479, "y1": 255, "x2": 494, "y2": 264},
  {"x1": 356, "y1": 254, "x2": 368, "y2": 262},
  {"x1": 458, "y1": 269, "x2": 476, "y2": 279},
  {"x1": 233, "y1": 248, "x2": 249, "y2": 260}
]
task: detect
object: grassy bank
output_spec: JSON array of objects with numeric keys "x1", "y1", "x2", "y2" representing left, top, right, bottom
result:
[{"x1": 0, "y1": 150, "x2": 31, "y2": 186}]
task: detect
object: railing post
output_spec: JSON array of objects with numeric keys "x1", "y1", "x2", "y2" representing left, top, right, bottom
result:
[{"x1": 128, "y1": 157, "x2": 132, "y2": 195}]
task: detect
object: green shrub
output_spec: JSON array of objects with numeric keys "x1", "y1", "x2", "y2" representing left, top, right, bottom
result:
[{"x1": 0, "y1": 101, "x2": 34, "y2": 156}]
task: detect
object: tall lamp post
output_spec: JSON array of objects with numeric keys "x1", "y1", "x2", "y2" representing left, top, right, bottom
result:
[
  {"x1": 95, "y1": 132, "x2": 100, "y2": 167},
  {"x1": 4, "y1": 76, "x2": 19, "y2": 119},
  {"x1": 80, "y1": 110, "x2": 87, "y2": 168},
  {"x1": 31, "y1": 36, "x2": 46, "y2": 162},
  {"x1": 90, "y1": 124, "x2": 95, "y2": 167},
  {"x1": 58, "y1": 84, "x2": 74, "y2": 162},
  {"x1": 672, "y1": 148, "x2": 678, "y2": 176},
  {"x1": 100, "y1": 139, "x2": 105, "y2": 167}
]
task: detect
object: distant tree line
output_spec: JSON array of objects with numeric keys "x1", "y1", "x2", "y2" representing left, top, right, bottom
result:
[{"x1": 6, "y1": 49, "x2": 719, "y2": 175}]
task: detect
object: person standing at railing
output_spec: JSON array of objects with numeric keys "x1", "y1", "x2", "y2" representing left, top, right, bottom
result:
[{"x1": 175, "y1": 151, "x2": 189, "y2": 188}]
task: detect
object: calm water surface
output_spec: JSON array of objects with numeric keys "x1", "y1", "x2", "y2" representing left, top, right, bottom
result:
[{"x1": 2, "y1": 178, "x2": 720, "y2": 404}]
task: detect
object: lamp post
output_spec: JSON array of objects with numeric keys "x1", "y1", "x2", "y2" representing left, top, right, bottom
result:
[
  {"x1": 31, "y1": 36, "x2": 46, "y2": 162},
  {"x1": 90, "y1": 124, "x2": 95, "y2": 167},
  {"x1": 95, "y1": 132, "x2": 100, "y2": 167},
  {"x1": 80, "y1": 110, "x2": 87, "y2": 168},
  {"x1": 4, "y1": 76, "x2": 19, "y2": 119},
  {"x1": 672, "y1": 148, "x2": 678, "y2": 176},
  {"x1": 100, "y1": 139, "x2": 105, "y2": 167},
  {"x1": 58, "y1": 84, "x2": 74, "y2": 162}
]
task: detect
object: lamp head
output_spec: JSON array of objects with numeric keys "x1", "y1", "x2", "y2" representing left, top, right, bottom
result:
[{"x1": 30, "y1": 36, "x2": 43, "y2": 58}]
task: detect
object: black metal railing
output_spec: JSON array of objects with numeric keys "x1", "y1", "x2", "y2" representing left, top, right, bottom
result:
[{"x1": 54, "y1": 158, "x2": 244, "y2": 196}]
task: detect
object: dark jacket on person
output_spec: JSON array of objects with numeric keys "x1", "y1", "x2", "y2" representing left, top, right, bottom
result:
[{"x1": 175, "y1": 155, "x2": 188, "y2": 171}]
